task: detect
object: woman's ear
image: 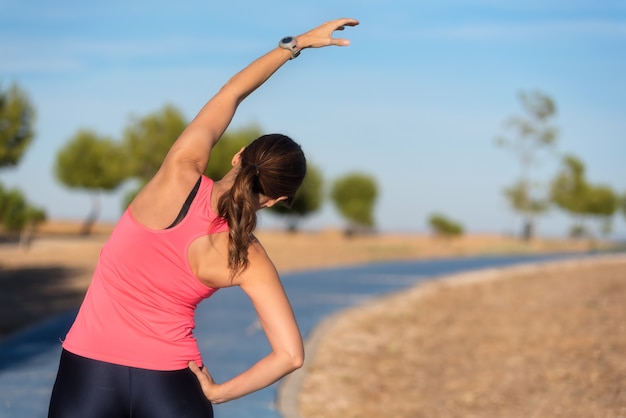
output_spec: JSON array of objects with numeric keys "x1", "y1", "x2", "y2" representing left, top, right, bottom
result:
[
  {"x1": 231, "y1": 147, "x2": 246, "y2": 166},
  {"x1": 264, "y1": 196, "x2": 288, "y2": 208}
]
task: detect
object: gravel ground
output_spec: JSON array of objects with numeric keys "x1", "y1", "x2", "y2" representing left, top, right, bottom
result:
[{"x1": 297, "y1": 255, "x2": 626, "y2": 418}]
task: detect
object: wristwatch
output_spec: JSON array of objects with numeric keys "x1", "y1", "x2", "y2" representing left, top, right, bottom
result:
[{"x1": 278, "y1": 36, "x2": 301, "y2": 59}]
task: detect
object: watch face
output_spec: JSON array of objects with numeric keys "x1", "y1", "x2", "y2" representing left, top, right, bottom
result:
[{"x1": 281, "y1": 36, "x2": 293, "y2": 44}]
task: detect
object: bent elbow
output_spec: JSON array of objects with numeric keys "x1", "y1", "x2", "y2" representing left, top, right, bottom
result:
[
  {"x1": 291, "y1": 352, "x2": 304, "y2": 371},
  {"x1": 280, "y1": 350, "x2": 304, "y2": 373}
]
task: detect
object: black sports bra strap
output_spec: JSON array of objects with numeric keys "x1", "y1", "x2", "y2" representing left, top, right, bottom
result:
[{"x1": 166, "y1": 177, "x2": 202, "y2": 229}]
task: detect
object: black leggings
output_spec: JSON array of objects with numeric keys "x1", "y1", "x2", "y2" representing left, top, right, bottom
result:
[{"x1": 48, "y1": 349, "x2": 213, "y2": 418}]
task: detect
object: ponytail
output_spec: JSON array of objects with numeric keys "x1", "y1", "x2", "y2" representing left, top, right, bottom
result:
[
  {"x1": 217, "y1": 164, "x2": 259, "y2": 275},
  {"x1": 216, "y1": 134, "x2": 306, "y2": 277}
]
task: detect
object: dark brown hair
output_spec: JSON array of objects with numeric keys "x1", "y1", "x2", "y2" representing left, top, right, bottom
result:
[{"x1": 217, "y1": 134, "x2": 306, "y2": 275}]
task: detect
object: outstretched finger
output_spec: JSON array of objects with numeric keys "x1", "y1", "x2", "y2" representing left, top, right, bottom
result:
[
  {"x1": 331, "y1": 19, "x2": 359, "y2": 39},
  {"x1": 334, "y1": 18, "x2": 360, "y2": 29},
  {"x1": 331, "y1": 37, "x2": 351, "y2": 47}
]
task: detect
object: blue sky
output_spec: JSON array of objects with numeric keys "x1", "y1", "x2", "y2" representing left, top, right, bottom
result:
[{"x1": 2, "y1": 0, "x2": 625, "y2": 238}]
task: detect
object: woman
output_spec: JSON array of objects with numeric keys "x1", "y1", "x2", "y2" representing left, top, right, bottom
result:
[{"x1": 48, "y1": 17, "x2": 359, "y2": 417}]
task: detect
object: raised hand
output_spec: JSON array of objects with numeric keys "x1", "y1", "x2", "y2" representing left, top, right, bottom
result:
[{"x1": 297, "y1": 18, "x2": 360, "y2": 49}]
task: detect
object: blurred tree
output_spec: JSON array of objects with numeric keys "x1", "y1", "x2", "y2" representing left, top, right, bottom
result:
[
  {"x1": 0, "y1": 82, "x2": 43, "y2": 239},
  {"x1": 0, "y1": 83, "x2": 36, "y2": 169},
  {"x1": 331, "y1": 172, "x2": 377, "y2": 235},
  {"x1": 268, "y1": 162, "x2": 324, "y2": 232},
  {"x1": 550, "y1": 154, "x2": 618, "y2": 237},
  {"x1": 120, "y1": 105, "x2": 261, "y2": 209},
  {"x1": 55, "y1": 130, "x2": 128, "y2": 235},
  {"x1": 119, "y1": 105, "x2": 188, "y2": 208},
  {"x1": 503, "y1": 180, "x2": 550, "y2": 230},
  {"x1": 582, "y1": 185, "x2": 618, "y2": 237},
  {"x1": 0, "y1": 182, "x2": 46, "y2": 245},
  {"x1": 495, "y1": 90, "x2": 558, "y2": 240},
  {"x1": 550, "y1": 156, "x2": 585, "y2": 212},
  {"x1": 428, "y1": 213, "x2": 464, "y2": 237},
  {"x1": 123, "y1": 104, "x2": 188, "y2": 181}
]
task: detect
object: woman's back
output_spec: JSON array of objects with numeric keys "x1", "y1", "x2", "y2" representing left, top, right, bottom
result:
[{"x1": 62, "y1": 176, "x2": 228, "y2": 370}]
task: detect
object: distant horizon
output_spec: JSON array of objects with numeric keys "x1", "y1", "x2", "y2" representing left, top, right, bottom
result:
[{"x1": 31, "y1": 216, "x2": 626, "y2": 242}]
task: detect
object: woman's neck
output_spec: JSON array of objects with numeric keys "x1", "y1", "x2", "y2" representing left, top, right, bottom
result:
[{"x1": 211, "y1": 169, "x2": 238, "y2": 211}]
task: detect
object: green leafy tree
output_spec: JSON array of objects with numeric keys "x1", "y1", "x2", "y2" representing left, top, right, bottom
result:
[
  {"x1": 550, "y1": 154, "x2": 618, "y2": 237},
  {"x1": 495, "y1": 90, "x2": 558, "y2": 240},
  {"x1": 0, "y1": 182, "x2": 46, "y2": 238},
  {"x1": 504, "y1": 180, "x2": 549, "y2": 225},
  {"x1": 331, "y1": 172, "x2": 378, "y2": 234},
  {"x1": 55, "y1": 130, "x2": 128, "y2": 235},
  {"x1": 428, "y1": 213, "x2": 464, "y2": 237},
  {"x1": 0, "y1": 82, "x2": 42, "y2": 237},
  {"x1": 551, "y1": 156, "x2": 586, "y2": 214},
  {"x1": 0, "y1": 83, "x2": 36, "y2": 169},
  {"x1": 269, "y1": 162, "x2": 324, "y2": 231},
  {"x1": 120, "y1": 105, "x2": 188, "y2": 207},
  {"x1": 582, "y1": 185, "x2": 618, "y2": 237},
  {"x1": 550, "y1": 155, "x2": 587, "y2": 236},
  {"x1": 120, "y1": 104, "x2": 260, "y2": 208},
  {"x1": 123, "y1": 104, "x2": 188, "y2": 181}
]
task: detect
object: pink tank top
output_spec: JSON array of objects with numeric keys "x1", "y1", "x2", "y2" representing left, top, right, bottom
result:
[{"x1": 62, "y1": 176, "x2": 228, "y2": 370}]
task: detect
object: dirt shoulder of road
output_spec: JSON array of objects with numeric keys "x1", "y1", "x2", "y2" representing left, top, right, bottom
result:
[{"x1": 291, "y1": 254, "x2": 626, "y2": 418}]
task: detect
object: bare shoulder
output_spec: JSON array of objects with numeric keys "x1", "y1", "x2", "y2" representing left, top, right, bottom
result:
[
  {"x1": 189, "y1": 231, "x2": 232, "y2": 288},
  {"x1": 248, "y1": 234, "x2": 271, "y2": 260},
  {"x1": 236, "y1": 236, "x2": 279, "y2": 286},
  {"x1": 190, "y1": 233, "x2": 278, "y2": 289},
  {"x1": 130, "y1": 166, "x2": 201, "y2": 229}
]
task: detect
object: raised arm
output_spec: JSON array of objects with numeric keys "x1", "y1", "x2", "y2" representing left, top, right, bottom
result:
[
  {"x1": 163, "y1": 17, "x2": 359, "y2": 177},
  {"x1": 186, "y1": 18, "x2": 359, "y2": 402},
  {"x1": 129, "y1": 17, "x2": 357, "y2": 232}
]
